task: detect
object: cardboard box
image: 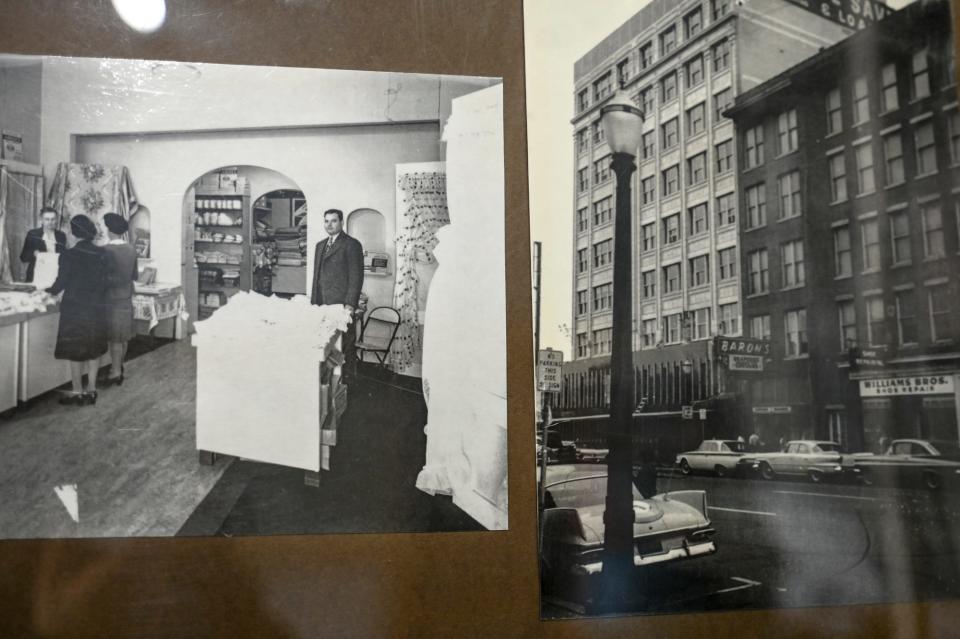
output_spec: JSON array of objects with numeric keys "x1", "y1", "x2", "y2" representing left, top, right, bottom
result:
[{"x1": 1, "y1": 130, "x2": 23, "y2": 160}]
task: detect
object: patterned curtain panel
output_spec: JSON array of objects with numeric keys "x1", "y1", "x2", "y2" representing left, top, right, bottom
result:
[
  {"x1": 389, "y1": 172, "x2": 449, "y2": 372},
  {"x1": 0, "y1": 167, "x2": 44, "y2": 283},
  {"x1": 45, "y1": 163, "x2": 139, "y2": 244}
]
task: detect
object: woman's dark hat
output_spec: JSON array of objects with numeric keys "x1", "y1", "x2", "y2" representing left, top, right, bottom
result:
[
  {"x1": 69, "y1": 214, "x2": 98, "y2": 241},
  {"x1": 103, "y1": 212, "x2": 129, "y2": 235}
]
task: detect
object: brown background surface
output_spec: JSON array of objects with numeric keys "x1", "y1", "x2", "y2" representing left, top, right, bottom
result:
[{"x1": 0, "y1": 0, "x2": 958, "y2": 636}]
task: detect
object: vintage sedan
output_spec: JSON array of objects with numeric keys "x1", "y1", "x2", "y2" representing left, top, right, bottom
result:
[
  {"x1": 535, "y1": 428, "x2": 579, "y2": 464},
  {"x1": 853, "y1": 439, "x2": 960, "y2": 490},
  {"x1": 738, "y1": 440, "x2": 844, "y2": 482},
  {"x1": 676, "y1": 439, "x2": 748, "y2": 477},
  {"x1": 539, "y1": 464, "x2": 716, "y2": 582}
]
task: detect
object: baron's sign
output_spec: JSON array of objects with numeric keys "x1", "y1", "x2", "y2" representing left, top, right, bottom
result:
[
  {"x1": 784, "y1": 0, "x2": 892, "y2": 31},
  {"x1": 715, "y1": 336, "x2": 772, "y2": 356},
  {"x1": 860, "y1": 375, "x2": 955, "y2": 397}
]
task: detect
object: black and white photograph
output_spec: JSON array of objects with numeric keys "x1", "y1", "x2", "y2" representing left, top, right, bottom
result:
[
  {"x1": 527, "y1": 0, "x2": 960, "y2": 618},
  {"x1": 0, "y1": 53, "x2": 508, "y2": 538}
]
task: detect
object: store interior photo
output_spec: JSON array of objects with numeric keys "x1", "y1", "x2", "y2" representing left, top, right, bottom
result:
[{"x1": 0, "y1": 54, "x2": 507, "y2": 538}]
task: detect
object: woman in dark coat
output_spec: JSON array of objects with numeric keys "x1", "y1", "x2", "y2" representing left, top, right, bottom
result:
[
  {"x1": 101, "y1": 213, "x2": 137, "y2": 386},
  {"x1": 46, "y1": 214, "x2": 108, "y2": 406},
  {"x1": 19, "y1": 207, "x2": 67, "y2": 283}
]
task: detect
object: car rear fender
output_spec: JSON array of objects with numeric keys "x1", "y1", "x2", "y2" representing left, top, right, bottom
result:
[{"x1": 660, "y1": 490, "x2": 708, "y2": 518}]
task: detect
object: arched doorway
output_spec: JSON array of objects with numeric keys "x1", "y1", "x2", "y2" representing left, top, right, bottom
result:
[{"x1": 181, "y1": 166, "x2": 306, "y2": 331}]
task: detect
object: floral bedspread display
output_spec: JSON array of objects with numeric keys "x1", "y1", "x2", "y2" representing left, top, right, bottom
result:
[
  {"x1": 131, "y1": 283, "x2": 187, "y2": 331},
  {"x1": 45, "y1": 163, "x2": 139, "y2": 243},
  {"x1": 389, "y1": 171, "x2": 450, "y2": 372}
]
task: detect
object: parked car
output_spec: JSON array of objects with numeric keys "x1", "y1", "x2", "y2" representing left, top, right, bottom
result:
[
  {"x1": 738, "y1": 440, "x2": 845, "y2": 482},
  {"x1": 538, "y1": 464, "x2": 716, "y2": 583},
  {"x1": 676, "y1": 439, "x2": 748, "y2": 477},
  {"x1": 535, "y1": 428, "x2": 579, "y2": 464},
  {"x1": 852, "y1": 439, "x2": 960, "y2": 490}
]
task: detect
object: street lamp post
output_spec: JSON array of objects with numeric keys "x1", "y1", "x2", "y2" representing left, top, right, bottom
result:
[{"x1": 598, "y1": 89, "x2": 644, "y2": 611}]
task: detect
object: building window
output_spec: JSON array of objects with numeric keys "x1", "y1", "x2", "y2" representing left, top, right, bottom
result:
[
  {"x1": 912, "y1": 48, "x2": 930, "y2": 100},
  {"x1": 747, "y1": 248, "x2": 769, "y2": 296},
  {"x1": 593, "y1": 156, "x2": 611, "y2": 184},
  {"x1": 576, "y1": 128, "x2": 589, "y2": 154},
  {"x1": 915, "y1": 121, "x2": 937, "y2": 175},
  {"x1": 639, "y1": 42, "x2": 654, "y2": 70},
  {"x1": 777, "y1": 170, "x2": 802, "y2": 219},
  {"x1": 784, "y1": 308, "x2": 808, "y2": 357},
  {"x1": 852, "y1": 75, "x2": 870, "y2": 125},
  {"x1": 592, "y1": 328, "x2": 612, "y2": 355},
  {"x1": 592, "y1": 120, "x2": 605, "y2": 144},
  {"x1": 744, "y1": 124, "x2": 764, "y2": 169},
  {"x1": 660, "y1": 26, "x2": 677, "y2": 57},
  {"x1": 693, "y1": 307, "x2": 711, "y2": 340},
  {"x1": 642, "y1": 130, "x2": 655, "y2": 160},
  {"x1": 776, "y1": 109, "x2": 798, "y2": 155},
  {"x1": 716, "y1": 192, "x2": 736, "y2": 226},
  {"x1": 895, "y1": 289, "x2": 918, "y2": 345},
  {"x1": 712, "y1": 0, "x2": 730, "y2": 21},
  {"x1": 889, "y1": 210, "x2": 911, "y2": 265},
  {"x1": 712, "y1": 38, "x2": 730, "y2": 74},
  {"x1": 750, "y1": 314, "x2": 771, "y2": 340},
  {"x1": 838, "y1": 300, "x2": 857, "y2": 349},
  {"x1": 714, "y1": 87, "x2": 732, "y2": 123},
  {"x1": 594, "y1": 72, "x2": 613, "y2": 102},
  {"x1": 929, "y1": 284, "x2": 953, "y2": 341},
  {"x1": 641, "y1": 176, "x2": 655, "y2": 205},
  {"x1": 719, "y1": 302, "x2": 739, "y2": 336},
  {"x1": 642, "y1": 319, "x2": 658, "y2": 347},
  {"x1": 687, "y1": 153, "x2": 707, "y2": 186},
  {"x1": 593, "y1": 238, "x2": 613, "y2": 268},
  {"x1": 642, "y1": 222, "x2": 657, "y2": 252},
  {"x1": 921, "y1": 202, "x2": 945, "y2": 258},
  {"x1": 944, "y1": 33, "x2": 956, "y2": 87},
  {"x1": 687, "y1": 102, "x2": 706, "y2": 136},
  {"x1": 685, "y1": 55, "x2": 704, "y2": 88},
  {"x1": 577, "y1": 248, "x2": 588, "y2": 273},
  {"x1": 665, "y1": 313, "x2": 682, "y2": 344},
  {"x1": 781, "y1": 239, "x2": 805, "y2": 288},
  {"x1": 866, "y1": 295, "x2": 886, "y2": 346},
  {"x1": 593, "y1": 196, "x2": 613, "y2": 226},
  {"x1": 718, "y1": 247, "x2": 737, "y2": 281},
  {"x1": 577, "y1": 167, "x2": 589, "y2": 193},
  {"x1": 662, "y1": 213, "x2": 681, "y2": 245},
  {"x1": 715, "y1": 139, "x2": 733, "y2": 173},
  {"x1": 833, "y1": 226, "x2": 852, "y2": 277},
  {"x1": 578, "y1": 88, "x2": 589, "y2": 113},
  {"x1": 948, "y1": 110, "x2": 960, "y2": 164},
  {"x1": 826, "y1": 87, "x2": 842, "y2": 135},
  {"x1": 576, "y1": 333, "x2": 589, "y2": 358},
  {"x1": 883, "y1": 132, "x2": 904, "y2": 185},
  {"x1": 862, "y1": 218, "x2": 880, "y2": 271},
  {"x1": 661, "y1": 117, "x2": 679, "y2": 149},
  {"x1": 592, "y1": 283, "x2": 612, "y2": 311},
  {"x1": 829, "y1": 153, "x2": 847, "y2": 202},
  {"x1": 663, "y1": 263, "x2": 682, "y2": 294},
  {"x1": 685, "y1": 7, "x2": 703, "y2": 38},
  {"x1": 576, "y1": 290, "x2": 588, "y2": 316},
  {"x1": 661, "y1": 72, "x2": 678, "y2": 102},
  {"x1": 688, "y1": 203, "x2": 709, "y2": 235},
  {"x1": 576, "y1": 207, "x2": 588, "y2": 233},
  {"x1": 854, "y1": 142, "x2": 875, "y2": 195},
  {"x1": 689, "y1": 254, "x2": 710, "y2": 288},
  {"x1": 640, "y1": 86, "x2": 655, "y2": 114},
  {"x1": 642, "y1": 269, "x2": 657, "y2": 298},
  {"x1": 745, "y1": 183, "x2": 766, "y2": 229},
  {"x1": 662, "y1": 164, "x2": 680, "y2": 197},
  {"x1": 881, "y1": 63, "x2": 898, "y2": 112},
  {"x1": 617, "y1": 58, "x2": 632, "y2": 86}
]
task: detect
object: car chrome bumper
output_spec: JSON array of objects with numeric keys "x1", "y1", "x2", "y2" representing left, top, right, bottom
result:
[{"x1": 573, "y1": 539, "x2": 717, "y2": 576}]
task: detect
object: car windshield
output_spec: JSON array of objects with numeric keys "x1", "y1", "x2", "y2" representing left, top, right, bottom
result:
[
  {"x1": 721, "y1": 441, "x2": 746, "y2": 453},
  {"x1": 813, "y1": 443, "x2": 840, "y2": 453},
  {"x1": 544, "y1": 475, "x2": 641, "y2": 509},
  {"x1": 930, "y1": 442, "x2": 960, "y2": 459}
]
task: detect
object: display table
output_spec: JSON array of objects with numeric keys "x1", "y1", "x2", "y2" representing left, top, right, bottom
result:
[
  {"x1": 133, "y1": 283, "x2": 186, "y2": 339},
  {"x1": 0, "y1": 290, "x2": 70, "y2": 407},
  {"x1": 192, "y1": 293, "x2": 350, "y2": 482}
]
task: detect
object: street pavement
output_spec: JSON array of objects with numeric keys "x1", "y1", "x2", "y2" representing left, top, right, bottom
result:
[{"x1": 542, "y1": 470, "x2": 960, "y2": 618}]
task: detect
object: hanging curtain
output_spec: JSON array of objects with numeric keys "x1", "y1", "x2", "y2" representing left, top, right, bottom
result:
[
  {"x1": 389, "y1": 171, "x2": 449, "y2": 372},
  {"x1": 45, "y1": 162, "x2": 139, "y2": 244},
  {"x1": 0, "y1": 166, "x2": 44, "y2": 283}
]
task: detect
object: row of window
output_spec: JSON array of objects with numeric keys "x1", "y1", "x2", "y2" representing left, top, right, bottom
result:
[
  {"x1": 577, "y1": 0, "x2": 733, "y2": 112},
  {"x1": 742, "y1": 108, "x2": 798, "y2": 170},
  {"x1": 743, "y1": 239, "x2": 806, "y2": 297},
  {"x1": 742, "y1": 169, "x2": 802, "y2": 230}
]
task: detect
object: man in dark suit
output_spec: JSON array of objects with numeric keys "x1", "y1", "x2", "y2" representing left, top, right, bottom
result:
[
  {"x1": 19, "y1": 207, "x2": 67, "y2": 283},
  {"x1": 310, "y1": 208, "x2": 364, "y2": 382}
]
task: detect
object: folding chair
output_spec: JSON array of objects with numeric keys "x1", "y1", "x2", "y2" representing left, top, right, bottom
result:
[{"x1": 355, "y1": 306, "x2": 401, "y2": 368}]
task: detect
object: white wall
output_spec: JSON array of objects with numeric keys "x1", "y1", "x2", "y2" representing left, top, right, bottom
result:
[{"x1": 0, "y1": 61, "x2": 42, "y2": 164}]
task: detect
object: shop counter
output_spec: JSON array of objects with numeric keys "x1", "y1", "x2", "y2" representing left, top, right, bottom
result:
[{"x1": 19, "y1": 309, "x2": 72, "y2": 402}]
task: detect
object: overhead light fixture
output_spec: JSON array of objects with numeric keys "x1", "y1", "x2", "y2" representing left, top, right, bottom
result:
[{"x1": 110, "y1": 0, "x2": 167, "y2": 34}]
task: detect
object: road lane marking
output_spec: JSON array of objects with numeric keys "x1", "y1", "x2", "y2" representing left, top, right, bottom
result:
[
  {"x1": 709, "y1": 506, "x2": 777, "y2": 517},
  {"x1": 773, "y1": 490, "x2": 879, "y2": 502},
  {"x1": 715, "y1": 577, "x2": 762, "y2": 594}
]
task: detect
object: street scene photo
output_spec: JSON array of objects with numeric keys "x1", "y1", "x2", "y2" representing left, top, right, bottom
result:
[{"x1": 527, "y1": 0, "x2": 960, "y2": 618}]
